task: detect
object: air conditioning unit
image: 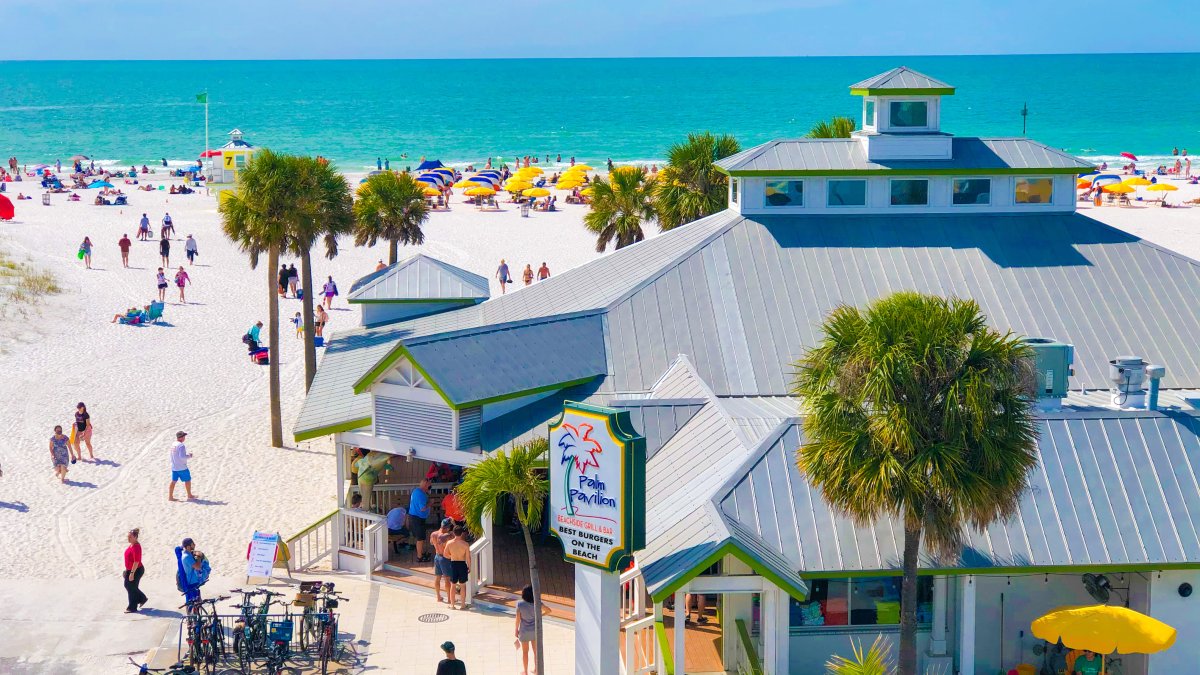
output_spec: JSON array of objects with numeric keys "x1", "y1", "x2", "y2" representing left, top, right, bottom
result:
[{"x1": 1022, "y1": 337, "x2": 1074, "y2": 400}]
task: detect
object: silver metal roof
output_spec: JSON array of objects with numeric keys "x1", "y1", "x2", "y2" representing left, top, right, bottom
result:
[
  {"x1": 719, "y1": 412, "x2": 1200, "y2": 573},
  {"x1": 714, "y1": 137, "x2": 1093, "y2": 174},
  {"x1": 609, "y1": 399, "x2": 706, "y2": 459},
  {"x1": 850, "y1": 66, "x2": 954, "y2": 92},
  {"x1": 348, "y1": 254, "x2": 489, "y2": 303}
]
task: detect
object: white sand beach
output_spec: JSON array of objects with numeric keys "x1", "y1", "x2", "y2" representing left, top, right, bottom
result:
[{"x1": 0, "y1": 167, "x2": 1197, "y2": 672}]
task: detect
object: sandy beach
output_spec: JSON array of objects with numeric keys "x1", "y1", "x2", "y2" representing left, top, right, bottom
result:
[{"x1": 0, "y1": 166, "x2": 1197, "y2": 672}]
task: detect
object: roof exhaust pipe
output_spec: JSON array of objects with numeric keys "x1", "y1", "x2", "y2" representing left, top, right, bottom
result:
[{"x1": 1147, "y1": 365, "x2": 1166, "y2": 411}]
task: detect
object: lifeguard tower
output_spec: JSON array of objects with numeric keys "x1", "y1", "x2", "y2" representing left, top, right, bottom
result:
[{"x1": 212, "y1": 129, "x2": 258, "y2": 184}]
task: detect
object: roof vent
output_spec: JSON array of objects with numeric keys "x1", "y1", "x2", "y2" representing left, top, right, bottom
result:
[
  {"x1": 1108, "y1": 356, "x2": 1147, "y2": 408},
  {"x1": 1022, "y1": 337, "x2": 1073, "y2": 411}
]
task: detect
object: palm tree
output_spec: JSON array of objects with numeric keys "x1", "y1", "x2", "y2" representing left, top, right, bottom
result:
[
  {"x1": 457, "y1": 438, "x2": 550, "y2": 675},
  {"x1": 283, "y1": 156, "x2": 354, "y2": 391},
  {"x1": 219, "y1": 148, "x2": 298, "y2": 447},
  {"x1": 353, "y1": 171, "x2": 429, "y2": 265},
  {"x1": 791, "y1": 292, "x2": 1038, "y2": 675},
  {"x1": 584, "y1": 166, "x2": 656, "y2": 252},
  {"x1": 806, "y1": 116, "x2": 858, "y2": 138},
  {"x1": 653, "y1": 132, "x2": 741, "y2": 231}
]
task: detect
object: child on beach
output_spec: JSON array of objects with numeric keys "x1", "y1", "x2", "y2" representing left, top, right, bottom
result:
[
  {"x1": 156, "y1": 268, "x2": 168, "y2": 302},
  {"x1": 292, "y1": 312, "x2": 303, "y2": 338},
  {"x1": 174, "y1": 266, "x2": 190, "y2": 303},
  {"x1": 50, "y1": 425, "x2": 70, "y2": 483},
  {"x1": 79, "y1": 237, "x2": 93, "y2": 269},
  {"x1": 322, "y1": 276, "x2": 338, "y2": 309}
]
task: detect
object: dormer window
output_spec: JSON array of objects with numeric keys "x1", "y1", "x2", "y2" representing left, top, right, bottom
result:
[
  {"x1": 864, "y1": 100, "x2": 877, "y2": 130},
  {"x1": 890, "y1": 101, "x2": 928, "y2": 128}
]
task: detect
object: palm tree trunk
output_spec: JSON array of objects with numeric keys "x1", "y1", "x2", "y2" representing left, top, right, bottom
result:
[
  {"x1": 388, "y1": 238, "x2": 398, "y2": 265},
  {"x1": 519, "y1": 500, "x2": 545, "y2": 675},
  {"x1": 267, "y1": 244, "x2": 283, "y2": 447},
  {"x1": 300, "y1": 249, "x2": 317, "y2": 391},
  {"x1": 898, "y1": 521, "x2": 923, "y2": 675}
]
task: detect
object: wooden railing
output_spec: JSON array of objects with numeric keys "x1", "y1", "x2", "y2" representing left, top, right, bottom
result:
[
  {"x1": 362, "y1": 518, "x2": 387, "y2": 580},
  {"x1": 340, "y1": 509, "x2": 385, "y2": 554},
  {"x1": 465, "y1": 529, "x2": 492, "y2": 605},
  {"x1": 347, "y1": 481, "x2": 456, "y2": 516},
  {"x1": 620, "y1": 567, "x2": 648, "y2": 624},
  {"x1": 622, "y1": 615, "x2": 658, "y2": 675},
  {"x1": 285, "y1": 509, "x2": 337, "y2": 572}
]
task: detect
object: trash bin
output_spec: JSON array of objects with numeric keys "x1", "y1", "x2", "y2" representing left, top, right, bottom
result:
[{"x1": 520, "y1": 203, "x2": 530, "y2": 218}]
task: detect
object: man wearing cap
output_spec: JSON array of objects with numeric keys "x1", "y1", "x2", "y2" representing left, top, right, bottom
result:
[
  {"x1": 169, "y1": 431, "x2": 195, "y2": 501},
  {"x1": 430, "y1": 518, "x2": 455, "y2": 603},
  {"x1": 435, "y1": 641, "x2": 466, "y2": 675}
]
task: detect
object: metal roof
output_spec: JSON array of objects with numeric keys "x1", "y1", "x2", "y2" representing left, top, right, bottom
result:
[
  {"x1": 609, "y1": 399, "x2": 707, "y2": 459},
  {"x1": 850, "y1": 66, "x2": 955, "y2": 93},
  {"x1": 348, "y1": 254, "x2": 489, "y2": 303},
  {"x1": 719, "y1": 412, "x2": 1200, "y2": 573},
  {"x1": 714, "y1": 137, "x2": 1093, "y2": 174}
]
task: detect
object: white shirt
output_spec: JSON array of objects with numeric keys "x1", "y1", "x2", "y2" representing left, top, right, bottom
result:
[{"x1": 170, "y1": 442, "x2": 190, "y2": 471}]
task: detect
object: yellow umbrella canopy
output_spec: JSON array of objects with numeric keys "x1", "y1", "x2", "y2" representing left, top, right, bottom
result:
[
  {"x1": 517, "y1": 166, "x2": 544, "y2": 176},
  {"x1": 453, "y1": 179, "x2": 481, "y2": 188},
  {"x1": 1077, "y1": 179, "x2": 1093, "y2": 189},
  {"x1": 1102, "y1": 183, "x2": 1135, "y2": 194},
  {"x1": 1147, "y1": 183, "x2": 1178, "y2": 192},
  {"x1": 464, "y1": 186, "x2": 495, "y2": 196},
  {"x1": 504, "y1": 180, "x2": 534, "y2": 192},
  {"x1": 1031, "y1": 605, "x2": 1176, "y2": 655},
  {"x1": 1123, "y1": 176, "x2": 1153, "y2": 186},
  {"x1": 556, "y1": 181, "x2": 584, "y2": 190},
  {"x1": 580, "y1": 187, "x2": 595, "y2": 196},
  {"x1": 422, "y1": 187, "x2": 441, "y2": 197},
  {"x1": 570, "y1": 164, "x2": 594, "y2": 171},
  {"x1": 523, "y1": 187, "x2": 551, "y2": 197}
]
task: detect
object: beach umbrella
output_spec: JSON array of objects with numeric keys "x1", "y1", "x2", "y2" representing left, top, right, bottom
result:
[
  {"x1": 557, "y1": 181, "x2": 585, "y2": 190},
  {"x1": 504, "y1": 180, "x2": 534, "y2": 192},
  {"x1": 199, "y1": 150, "x2": 222, "y2": 158},
  {"x1": 476, "y1": 170, "x2": 501, "y2": 177},
  {"x1": 1147, "y1": 183, "x2": 1178, "y2": 192},
  {"x1": 416, "y1": 159, "x2": 444, "y2": 171},
  {"x1": 1091, "y1": 174, "x2": 1122, "y2": 186},
  {"x1": 422, "y1": 187, "x2": 441, "y2": 197},
  {"x1": 523, "y1": 187, "x2": 551, "y2": 198},
  {"x1": 519, "y1": 166, "x2": 544, "y2": 175},
  {"x1": 418, "y1": 173, "x2": 446, "y2": 186},
  {"x1": 1123, "y1": 176, "x2": 1153, "y2": 186},
  {"x1": 88, "y1": 180, "x2": 114, "y2": 189},
  {"x1": 30, "y1": 164, "x2": 48, "y2": 171},
  {"x1": 0, "y1": 194, "x2": 13, "y2": 220},
  {"x1": 581, "y1": 187, "x2": 595, "y2": 197},
  {"x1": 1031, "y1": 605, "x2": 1175, "y2": 657},
  {"x1": 464, "y1": 187, "x2": 495, "y2": 197},
  {"x1": 453, "y1": 179, "x2": 479, "y2": 188},
  {"x1": 1102, "y1": 183, "x2": 1135, "y2": 194},
  {"x1": 1120, "y1": 152, "x2": 1139, "y2": 162},
  {"x1": 468, "y1": 174, "x2": 500, "y2": 185},
  {"x1": 1077, "y1": 179, "x2": 1093, "y2": 189},
  {"x1": 70, "y1": 154, "x2": 89, "y2": 162},
  {"x1": 570, "y1": 164, "x2": 594, "y2": 171}
]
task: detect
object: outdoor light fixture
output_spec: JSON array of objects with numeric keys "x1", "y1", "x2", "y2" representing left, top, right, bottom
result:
[
  {"x1": 407, "y1": 447, "x2": 415, "y2": 463},
  {"x1": 1180, "y1": 583, "x2": 1193, "y2": 598}
]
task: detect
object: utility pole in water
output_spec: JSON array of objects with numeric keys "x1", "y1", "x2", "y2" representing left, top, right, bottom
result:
[{"x1": 1021, "y1": 102, "x2": 1029, "y2": 137}]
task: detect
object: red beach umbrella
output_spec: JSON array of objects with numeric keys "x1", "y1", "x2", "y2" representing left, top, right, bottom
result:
[
  {"x1": 0, "y1": 194, "x2": 14, "y2": 221},
  {"x1": 199, "y1": 149, "x2": 223, "y2": 158},
  {"x1": 1121, "y1": 152, "x2": 1139, "y2": 162}
]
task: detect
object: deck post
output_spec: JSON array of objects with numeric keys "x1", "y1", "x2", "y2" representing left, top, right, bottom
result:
[
  {"x1": 576, "y1": 564, "x2": 621, "y2": 675},
  {"x1": 762, "y1": 587, "x2": 789, "y2": 674},
  {"x1": 958, "y1": 575, "x2": 976, "y2": 675},
  {"x1": 673, "y1": 589, "x2": 687, "y2": 674}
]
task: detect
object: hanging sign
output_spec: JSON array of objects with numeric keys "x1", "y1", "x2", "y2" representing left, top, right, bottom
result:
[{"x1": 548, "y1": 402, "x2": 645, "y2": 572}]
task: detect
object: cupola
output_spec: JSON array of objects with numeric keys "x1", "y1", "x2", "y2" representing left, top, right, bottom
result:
[{"x1": 850, "y1": 67, "x2": 955, "y2": 161}]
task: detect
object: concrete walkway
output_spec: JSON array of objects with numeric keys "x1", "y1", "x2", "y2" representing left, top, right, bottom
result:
[{"x1": 0, "y1": 570, "x2": 576, "y2": 674}]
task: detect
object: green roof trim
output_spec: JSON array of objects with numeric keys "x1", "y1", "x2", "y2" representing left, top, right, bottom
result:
[
  {"x1": 796, "y1": 561, "x2": 1200, "y2": 580},
  {"x1": 851, "y1": 87, "x2": 956, "y2": 96},
  {"x1": 717, "y1": 167, "x2": 1090, "y2": 178},
  {"x1": 650, "y1": 540, "x2": 808, "y2": 604},
  {"x1": 348, "y1": 298, "x2": 481, "y2": 305},
  {"x1": 655, "y1": 620, "x2": 674, "y2": 675},
  {"x1": 458, "y1": 375, "x2": 600, "y2": 409},
  {"x1": 736, "y1": 618, "x2": 764, "y2": 675},
  {"x1": 293, "y1": 416, "x2": 372, "y2": 443}
]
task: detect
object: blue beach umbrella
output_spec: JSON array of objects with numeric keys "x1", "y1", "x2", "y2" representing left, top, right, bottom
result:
[
  {"x1": 88, "y1": 180, "x2": 114, "y2": 188},
  {"x1": 417, "y1": 174, "x2": 446, "y2": 186},
  {"x1": 416, "y1": 159, "x2": 444, "y2": 171}
]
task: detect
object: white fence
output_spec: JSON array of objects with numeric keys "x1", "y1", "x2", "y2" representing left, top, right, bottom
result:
[
  {"x1": 285, "y1": 509, "x2": 337, "y2": 571},
  {"x1": 622, "y1": 615, "x2": 658, "y2": 675},
  {"x1": 620, "y1": 567, "x2": 648, "y2": 623}
]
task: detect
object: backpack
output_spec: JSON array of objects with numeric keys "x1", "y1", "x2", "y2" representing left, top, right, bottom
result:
[{"x1": 242, "y1": 333, "x2": 252, "y2": 345}]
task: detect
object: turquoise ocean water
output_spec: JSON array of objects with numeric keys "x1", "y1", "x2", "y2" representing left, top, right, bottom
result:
[{"x1": 1, "y1": 54, "x2": 1197, "y2": 171}]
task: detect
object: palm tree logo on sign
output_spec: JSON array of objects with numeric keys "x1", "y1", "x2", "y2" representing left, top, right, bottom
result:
[{"x1": 556, "y1": 422, "x2": 605, "y2": 517}]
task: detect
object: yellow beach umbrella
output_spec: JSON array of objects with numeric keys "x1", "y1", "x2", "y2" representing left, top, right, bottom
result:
[
  {"x1": 504, "y1": 180, "x2": 534, "y2": 192},
  {"x1": 570, "y1": 164, "x2": 593, "y2": 171},
  {"x1": 464, "y1": 186, "x2": 495, "y2": 197},
  {"x1": 523, "y1": 187, "x2": 551, "y2": 197},
  {"x1": 562, "y1": 167, "x2": 589, "y2": 176},
  {"x1": 1077, "y1": 179, "x2": 1093, "y2": 190},
  {"x1": 1102, "y1": 183, "x2": 1135, "y2": 194},
  {"x1": 1123, "y1": 176, "x2": 1153, "y2": 186},
  {"x1": 422, "y1": 187, "x2": 441, "y2": 197},
  {"x1": 1147, "y1": 183, "x2": 1178, "y2": 192},
  {"x1": 453, "y1": 179, "x2": 481, "y2": 188},
  {"x1": 1031, "y1": 605, "x2": 1176, "y2": 657},
  {"x1": 556, "y1": 181, "x2": 584, "y2": 190},
  {"x1": 517, "y1": 166, "x2": 544, "y2": 176}
]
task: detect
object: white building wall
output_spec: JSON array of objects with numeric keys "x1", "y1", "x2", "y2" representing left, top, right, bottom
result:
[
  {"x1": 971, "y1": 575, "x2": 1104, "y2": 674},
  {"x1": 1149, "y1": 571, "x2": 1200, "y2": 674}
]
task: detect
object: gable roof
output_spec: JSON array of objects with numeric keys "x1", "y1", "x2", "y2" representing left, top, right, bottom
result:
[
  {"x1": 348, "y1": 254, "x2": 489, "y2": 303},
  {"x1": 850, "y1": 66, "x2": 955, "y2": 95},
  {"x1": 714, "y1": 137, "x2": 1093, "y2": 175}
]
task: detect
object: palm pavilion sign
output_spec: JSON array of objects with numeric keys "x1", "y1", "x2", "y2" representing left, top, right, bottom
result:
[{"x1": 548, "y1": 402, "x2": 645, "y2": 572}]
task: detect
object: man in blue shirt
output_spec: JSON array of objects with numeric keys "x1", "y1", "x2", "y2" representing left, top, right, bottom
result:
[
  {"x1": 408, "y1": 477, "x2": 432, "y2": 562},
  {"x1": 386, "y1": 505, "x2": 409, "y2": 554}
]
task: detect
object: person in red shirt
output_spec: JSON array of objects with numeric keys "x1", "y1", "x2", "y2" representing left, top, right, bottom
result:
[
  {"x1": 118, "y1": 234, "x2": 132, "y2": 268},
  {"x1": 123, "y1": 528, "x2": 148, "y2": 613}
]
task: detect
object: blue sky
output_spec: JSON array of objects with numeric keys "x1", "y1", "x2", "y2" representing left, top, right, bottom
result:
[{"x1": 5, "y1": 0, "x2": 1197, "y2": 59}]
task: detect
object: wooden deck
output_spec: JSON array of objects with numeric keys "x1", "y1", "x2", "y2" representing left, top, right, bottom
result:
[{"x1": 660, "y1": 601, "x2": 724, "y2": 674}]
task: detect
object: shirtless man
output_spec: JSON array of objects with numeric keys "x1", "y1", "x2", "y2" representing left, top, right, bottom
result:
[
  {"x1": 444, "y1": 526, "x2": 472, "y2": 610},
  {"x1": 429, "y1": 518, "x2": 456, "y2": 603}
]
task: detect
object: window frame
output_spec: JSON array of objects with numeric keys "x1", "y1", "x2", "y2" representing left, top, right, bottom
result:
[
  {"x1": 888, "y1": 100, "x2": 931, "y2": 130},
  {"x1": 1014, "y1": 177, "x2": 1055, "y2": 206},
  {"x1": 952, "y1": 177, "x2": 992, "y2": 206},
  {"x1": 765, "y1": 179, "x2": 804, "y2": 208},
  {"x1": 826, "y1": 179, "x2": 868, "y2": 208},
  {"x1": 790, "y1": 576, "x2": 935, "y2": 631},
  {"x1": 730, "y1": 177, "x2": 739, "y2": 204},
  {"x1": 889, "y1": 178, "x2": 929, "y2": 207},
  {"x1": 864, "y1": 99, "x2": 877, "y2": 130}
]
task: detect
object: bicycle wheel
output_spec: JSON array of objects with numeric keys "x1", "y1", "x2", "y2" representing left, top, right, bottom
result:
[
  {"x1": 236, "y1": 630, "x2": 253, "y2": 675},
  {"x1": 318, "y1": 625, "x2": 333, "y2": 675},
  {"x1": 298, "y1": 608, "x2": 312, "y2": 651},
  {"x1": 211, "y1": 618, "x2": 226, "y2": 658}
]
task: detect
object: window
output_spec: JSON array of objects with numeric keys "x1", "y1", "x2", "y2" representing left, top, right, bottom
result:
[
  {"x1": 1015, "y1": 177, "x2": 1054, "y2": 204},
  {"x1": 730, "y1": 178, "x2": 739, "y2": 204},
  {"x1": 765, "y1": 180, "x2": 804, "y2": 207},
  {"x1": 890, "y1": 179, "x2": 928, "y2": 206},
  {"x1": 890, "y1": 101, "x2": 929, "y2": 128},
  {"x1": 953, "y1": 178, "x2": 991, "y2": 205},
  {"x1": 827, "y1": 179, "x2": 866, "y2": 207},
  {"x1": 864, "y1": 100, "x2": 876, "y2": 128},
  {"x1": 791, "y1": 577, "x2": 934, "y2": 628}
]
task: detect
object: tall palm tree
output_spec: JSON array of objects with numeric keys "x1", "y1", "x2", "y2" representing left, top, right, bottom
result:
[
  {"x1": 457, "y1": 438, "x2": 550, "y2": 675},
  {"x1": 806, "y1": 116, "x2": 858, "y2": 138},
  {"x1": 352, "y1": 171, "x2": 429, "y2": 265},
  {"x1": 653, "y1": 132, "x2": 741, "y2": 231},
  {"x1": 283, "y1": 156, "x2": 354, "y2": 391},
  {"x1": 584, "y1": 166, "x2": 656, "y2": 252},
  {"x1": 219, "y1": 148, "x2": 298, "y2": 447},
  {"x1": 791, "y1": 292, "x2": 1038, "y2": 675}
]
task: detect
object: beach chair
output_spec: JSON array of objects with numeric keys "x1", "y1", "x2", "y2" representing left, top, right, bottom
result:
[
  {"x1": 114, "y1": 195, "x2": 128, "y2": 206},
  {"x1": 146, "y1": 301, "x2": 165, "y2": 324},
  {"x1": 41, "y1": 194, "x2": 50, "y2": 205}
]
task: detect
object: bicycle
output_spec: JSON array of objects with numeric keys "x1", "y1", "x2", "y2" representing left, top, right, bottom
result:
[
  {"x1": 310, "y1": 585, "x2": 350, "y2": 674},
  {"x1": 262, "y1": 600, "x2": 295, "y2": 675},
  {"x1": 128, "y1": 656, "x2": 197, "y2": 674},
  {"x1": 180, "y1": 596, "x2": 229, "y2": 675},
  {"x1": 231, "y1": 588, "x2": 277, "y2": 674}
]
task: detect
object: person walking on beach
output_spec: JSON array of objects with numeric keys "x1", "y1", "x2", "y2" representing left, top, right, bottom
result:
[
  {"x1": 49, "y1": 425, "x2": 70, "y2": 483},
  {"x1": 79, "y1": 237, "x2": 93, "y2": 269},
  {"x1": 436, "y1": 642, "x2": 466, "y2": 675},
  {"x1": 156, "y1": 268, "x2": 169, "y2": 302},
  {"x1": 118, "y1": 233, "x2": 132, "y2": 268},
  {"x1": 445, "y1": 526, "x2": 471, "y2": 610},
  {"x1": 431, "y1": 518, "x2": 455, "y2": 603},
  {"x1": 161, "y1": 212, "x2": 174, "y2": 239},
  {"x1": 138, "y1": 213, "x2": 151, "y2": 241},
  {"x1": 159, "y1": 234, "x2": 170, "y2": 267},
  {"x1": 73, "y1": 401, "x2": 94, "y2": 461},
  {"x1": 168, "y1": 430, "x2": 195, "y2": 501},
  {"x1": 278, "y1": 264, "x2": 289, "y2": 298},
  {"x1": 175, "y1": 537, "x2": 210, "y2": 604},
  {"x1": 515, "y1": 585, "x2": 537, "y2": 675},
  {"x1": 537, "y1": 262, "x2": 550, "y2": 281},
  {"x1": 123, "y1": 528, "x2": 148, "y2": 613},
  {"x1": 174, "y1": 266, "x2": 191, "y2": 303},
  {"x1": 314, "y1": 305, "x2": 328, "y2": 338},
  {"x1": 522, "y1": 264, "x2": 533, "y2": 287},
  {"x1": 322, "y1": 276, "x2": 338, "y2": 309},
  {"x1": 495, "y1": 259, "x2": 511, "y2": 294},
  {"x1": 184, "y1": 235, "x2": 198, "y2": 265},
  {"x1": 287, "y1": 264, "x2": 299, "y2": 298}
]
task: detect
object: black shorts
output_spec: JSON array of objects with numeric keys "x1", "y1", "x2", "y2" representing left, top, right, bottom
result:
[
  {"x1": 450, "y1": 560, "x2": 469, "y2": 584},
  {"x1": 407, "y1": 515, "x2": 427, "y2": 541}
]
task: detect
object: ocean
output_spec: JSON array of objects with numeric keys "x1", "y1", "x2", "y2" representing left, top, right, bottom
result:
[{"x1": 1, "y1": 54, "x2": 1197, "y2": 171}]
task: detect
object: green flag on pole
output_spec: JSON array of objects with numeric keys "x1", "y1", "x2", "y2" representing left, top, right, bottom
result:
[{"x1": 196, "y1": 92, "x2": 208, "y2": 104}]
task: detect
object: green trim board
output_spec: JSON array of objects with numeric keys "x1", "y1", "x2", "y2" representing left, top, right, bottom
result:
[
  {"x1": 293, "y1": 416, "x2": 372, "y2": 443},
  {"x1": 736, "y1": 618, "x2": 763, "y2": 675},
  {"x1": 851, "y1": 87, "x2": 956, "y2": 96},
  {"x1": 716, "y1": 167, "x2": 1091, "y2": 177},
  {"x1": 286, "y1": 509, "x2": 339, "y2": 541},
  {"x1": 348, "y1": 298, "x2": 481, "y2": 305},
  {"x1": 650, "y1": 541, "x2": 808, "y2": 603},
  {"x1": 655, "y1": 620, "x2": 674, "y2": 675},
  {"x1": 457, "y1": 376, "x2": 599, "y2": 409},
  {"x1": 795, "y1": 561, "x2": 1200, "y2": 580}
]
